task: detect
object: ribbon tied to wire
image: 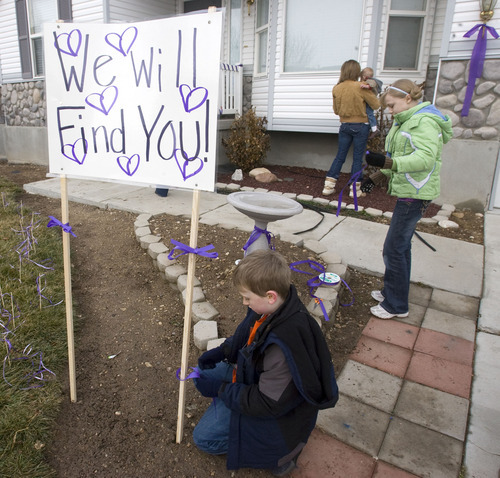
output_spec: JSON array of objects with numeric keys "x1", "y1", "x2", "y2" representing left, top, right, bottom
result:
[
  {"x1": 47, "y1": 216, "x2": 77, "y2": 237},
  {"x1": 168, "y1": 239, "x2": 218, "y2": 260},
  {"x1": 242, "y1": 226, "x2": 275, "y2": 253},
  {"x1": 462, "y1": 23, "x2": 499, "y2": 116},
  {"x1": 290, "y1": 259, "x2": 354, "y2": 322}
]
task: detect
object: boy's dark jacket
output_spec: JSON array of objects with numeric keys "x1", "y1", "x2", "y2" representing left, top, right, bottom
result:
[{"x1": 218, "y1": 284, "x2": 339, "y2": 470}]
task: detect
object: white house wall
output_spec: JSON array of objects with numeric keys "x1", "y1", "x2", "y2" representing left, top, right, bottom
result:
[
  {"x1": 445, "y1": 0, "x2": 500, "y2": 57},
  {"x1": 72, "y1": 0, "x2": 105, "y2": 23},
  {"x1": 0, "y1": 1, "x2": 22, "y2": 82},
  {"x1": 108, "y1": 0, "x2": 176, "y2": 22}
]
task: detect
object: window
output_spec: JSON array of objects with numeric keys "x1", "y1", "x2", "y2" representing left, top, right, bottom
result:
[
  {"x1": 16, "y1": 0, "x2": 72, "y2": 79},
  {"x1": 255, "y1": 0, "x2": 269, "y2": 75},
  {"x1": 383, "y1": 0, "x2": 427, "y2": 70},
  {"x1": 229, "y1": 0, "x2": 242, "y2": 64},
  {"x1": 284, "y1": 0, "x2": 363, "y2": 73}
]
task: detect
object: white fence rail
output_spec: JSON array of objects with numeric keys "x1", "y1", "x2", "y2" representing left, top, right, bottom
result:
[{"x1": 219, "y1": 63, "x2": 242, "y2": 116}]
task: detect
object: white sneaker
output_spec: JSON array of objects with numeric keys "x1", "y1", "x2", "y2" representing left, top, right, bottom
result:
[
  {"x1": 349, "y1": 182, "x2": 366, "y2": 198},
  {"x1": 370, "y1": 304, "x2": 408, "y2": 320},
  {"x1": 371, "y1": 290, "x2": 384, "y2": 302},
  {"x1": 322, "y1": 177, "x2": 337, "y2": 196}
]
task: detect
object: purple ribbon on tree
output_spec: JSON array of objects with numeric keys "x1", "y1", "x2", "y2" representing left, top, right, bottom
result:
[
  {"x1": 47, "y1": 216, "x2": 77, "y2": 237},
  {"x1": 242, "y1": 226, "x2": 276, "y2": 253},
  {"x1": 290, "y1": 260, "x2": 354, "y2": 322},
  {"x1": 462, "y1": 23, "x2": 499, "y2": 116},
  {"x1": 168, "y1": 239, "x2": 218, "y2": 260}
]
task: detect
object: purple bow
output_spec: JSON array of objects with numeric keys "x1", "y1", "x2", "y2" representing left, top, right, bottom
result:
[
  {"x1": 176, "y1": 366, "x2": 201, "y2": 381},
  {"x1": 462, "y1": 24, "x2": 499, "y2": 116},
  {"x1": 168, "y1": 239, "x2": 218, "y2": 260},
  {"x1": 290, "y1": 260, "x2": 355, "y2": 322},
  {"x1": 47, "y1": 216, "x2": 76, "y2": 237},
  {"x1": 242, "y1": 226, "x2": 276, "y2": 253}
]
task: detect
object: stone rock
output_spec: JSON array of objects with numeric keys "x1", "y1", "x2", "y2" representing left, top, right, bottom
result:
[
  {"x1": 435, "y1": 94, "x2": 458, "y2": 109},
  {"x1": 440, "y1": 61, "x2": 466, "y2": 80},
  {"x1": 476, "y1": 81, "x2": 496, "y2": 95},
  {"x1": 440, "y1": 109, "x2": 459, "y2": 126},
  {"x1": 473, "y1": 126, "x2": 498, "y2": 140},
  {"x1": 255, "y1": 172, "x2": 281, "y2": 183},
  {"x1": 486, "y1": 99, "x2": 500, "y2": 126},
  {"x1": 483, "y1": 60, "x2": 500, "y2": 81},
  {"x1": 231, "y1": 169, "x2": 243, "y2": 181},
  {"x1": 472, "y1": 93, "x2": 496, "y2": 109},
  {"x1": 461, "y1": 109, "x2": 486, "y2": 128},
  {"x1": 438, "y1": 220, "x2": 459, "y2": 229},
  {"x1": 193, "y1": 321, "x2": 218, "y2": 350},
  {"x1": 438, "y1": 79, "x2": 454, "y2": 95},
  {"x1": 249, "y1": 167, "x2": 271, "y2": 178}
]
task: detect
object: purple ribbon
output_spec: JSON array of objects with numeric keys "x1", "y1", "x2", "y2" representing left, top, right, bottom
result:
[
  {"x1": 168, "y1": 239, "x2": 218, "y2": 260},
  {"x1": 462, "y1": 23, "x2": 499, "y2": 116},
  {"x1": 336, "y1": 166, "x2": 367, "y2": 217},
  {"x1": 47, "y1": 216, "x2": 76, "y2": 237},
  {"x1": 176, "y1": 366, "x2": 201, "y2": 381},
  {"x1": 242, "y1": 226, "x2": 276, "y2": 253},
  {"x1": 290, "y1": 260, "x2": 355, "y2": 322}
]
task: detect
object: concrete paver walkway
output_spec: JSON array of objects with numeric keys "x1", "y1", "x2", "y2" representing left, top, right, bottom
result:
[{"x1": 23, "y1": 177, "x2": 500, "y2": 478}]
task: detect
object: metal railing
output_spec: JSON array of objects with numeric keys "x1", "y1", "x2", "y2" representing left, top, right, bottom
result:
[{"x1": 219, "y1": 63, "x2": 242, "y2": 116}]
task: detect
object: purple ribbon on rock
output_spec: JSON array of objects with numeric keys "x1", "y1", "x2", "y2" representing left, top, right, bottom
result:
[
  {"x1": 168, "y1": 239, "x2": 218, "y2": 260},
  {"x1": 47, "y1": 216, "x2": 76, "y2": 237},
  {"x1": 290, "y1": 260, "x2": 354, "y2": 322},
  {"x1": 242, "y1": 226, "x2": 276, "y2": 253},
  {"x1": 462, "y1": 23, "x2": 499, "y2": 116}
]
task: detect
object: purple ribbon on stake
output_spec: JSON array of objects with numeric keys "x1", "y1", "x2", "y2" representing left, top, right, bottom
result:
[
  {"x1": 168, "y1": 239, "x2": 218, "y2": 260},
  {"x1": 462, "y1": 23, "x2": 499, "y2": 116},
  {"x1": 335, "y1": 166, "x2": 367, "y2": 217},
  {"x1": 290, "y1": 260, "x2": 355, "y2": 322},
  {"x1": 176, "y1": 365, "x2": 218, "y2": 416},
  {"x1": 47, "y1": 216, "x2": 77, "y2": 237},
  {"x1": 242, "y1": 226, "x2": 276, "y2": 254}
]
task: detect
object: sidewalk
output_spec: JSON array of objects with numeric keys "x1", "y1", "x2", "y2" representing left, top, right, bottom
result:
[{"x1": 24, "y1": 177, "x2": 500, "y2": 478}]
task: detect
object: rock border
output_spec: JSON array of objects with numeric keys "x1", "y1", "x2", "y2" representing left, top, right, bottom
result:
[{"x1": 133, "y1": 213, "x2": 348, "y2": 352}]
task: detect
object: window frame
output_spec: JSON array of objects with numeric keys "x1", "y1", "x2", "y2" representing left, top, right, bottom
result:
[
  {"x1": 254, "y1": 0, "x2": 270, "y2": 77},
  {"x1": 381, "y1": 1, "x2": 430, "y2": 73},
  {"x1": 16, "y1": 0, "x2": 72, "y2": 80}
]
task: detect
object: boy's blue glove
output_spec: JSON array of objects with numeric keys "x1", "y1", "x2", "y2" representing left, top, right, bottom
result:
[
  {"x1": 198, "y1": 346, "x2": 225, "y2": 370},
  {"x1": 194, "y1": 376, "x2": 223, "y2": 398}
]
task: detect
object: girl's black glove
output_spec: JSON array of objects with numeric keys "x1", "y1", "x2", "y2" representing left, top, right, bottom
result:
[
  {"x1": 360, "y1": 178, "x2": 375, "y2": 193},
  {"x1": 366, "y1": 152, "x2": 393, "y2": 170},
  {"x1": 198, "y1": 346, "x2": 225, "y2": 370}
]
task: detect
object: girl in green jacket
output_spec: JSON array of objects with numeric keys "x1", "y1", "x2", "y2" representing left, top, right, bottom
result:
[{"x1": 361, "y1": 79, "x2": 453, "y2": 319}]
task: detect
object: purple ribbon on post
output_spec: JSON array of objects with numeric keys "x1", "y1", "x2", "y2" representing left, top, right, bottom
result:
[
  {"x1": 242, "y1": 226, "x2": 276, "y2": 253},
  {"x1": 290, "y1": 259, "x2": 355, "y2": 322},
  {"x1": 168, "y1": 239, "x2": 218, "y2": 260},
  {"x1": 47, "y1": 216, "x2": 77, "y2": 237},
  {"x1": 462, "y1": 23, "x2": 499, "y2": 116}
]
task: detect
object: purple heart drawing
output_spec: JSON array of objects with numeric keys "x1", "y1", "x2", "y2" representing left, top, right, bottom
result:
[
  {"x1": 54, "y1": 29, "x2": 82, "y2": 56},
  {"x1": 85, "y1": 86, "x2": 118, "y2": 115},
  {"x1": 62, "y1": 138, "x2": 87, "y2": 165},
  {"x1": 179, "y1": 85, "x2": 208, "y2": 113},
  {"x1": 174, "y1": 149, "x2": 204, "y2": 181},
  {"x1": 117, "y1": 154, "x2": 140, "y2": 176},
  {"x1": 105, "y1": 27, "x2": 138, "y2": 57}
]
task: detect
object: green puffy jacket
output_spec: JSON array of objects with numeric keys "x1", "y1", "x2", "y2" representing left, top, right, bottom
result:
[{"x1": 383, "y1": 101, "x2": 453, "y2": 200}]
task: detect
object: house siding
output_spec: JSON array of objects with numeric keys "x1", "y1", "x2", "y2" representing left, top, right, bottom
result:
[
  {"x1": 0, "y1": 1, "x2": 22, "y2": 82},
  {"x1": 445, "y1": 0, "x2": 500, "y2": 57},
  {"x1": 72, "y1": 0, "x2": 105, "y2": 23},
  {"x1": 108, "y1": 0, "x2": 176, "y2": 22}
]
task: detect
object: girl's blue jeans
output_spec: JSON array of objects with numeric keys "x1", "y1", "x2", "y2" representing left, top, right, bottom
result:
[
  {"x1": 326, "y1": 122, "x2": 370, "y2": 180},
  {"x1": 381, "y1": 199, "x2": 430, "y2": 314},
  {"x1": 192, "y1": 362, "x2": 233, "y2": 455}
]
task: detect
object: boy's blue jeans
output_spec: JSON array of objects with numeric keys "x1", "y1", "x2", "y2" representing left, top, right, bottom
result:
[
  {"x1": 381, "y1": 199, "x2": 430, "y2": 314},
  {"x1": 326, "y1": 122, "x2": 370, "y2": 180},
  {"x1": 193, "y1": 362, "x2": 234, "y2": 455}
]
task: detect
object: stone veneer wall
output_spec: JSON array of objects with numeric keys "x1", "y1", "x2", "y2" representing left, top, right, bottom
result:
[
  {"x1": 1, "y1": 81, "x2": 46, "y2": 127},
  {"x1": 435, "y1": 59, "x2": 500, "y2": 141}
]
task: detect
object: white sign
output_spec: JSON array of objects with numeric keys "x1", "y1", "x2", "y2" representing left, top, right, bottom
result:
[{"x1": 44, "y1": 12, "x2": 222, "y2": 192}]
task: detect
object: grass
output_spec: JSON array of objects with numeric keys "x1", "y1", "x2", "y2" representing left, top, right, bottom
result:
[{"x1": 0, "y1": 177, "x2": 69, "y2": 477}]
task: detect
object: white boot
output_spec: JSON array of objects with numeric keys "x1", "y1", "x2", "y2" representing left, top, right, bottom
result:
[
  {"x1": 322, "y1": 177, "x2": 337, "y2": 196},
  {"x1": 349, "y1": 182, "x2": 366, "y2": 198}
]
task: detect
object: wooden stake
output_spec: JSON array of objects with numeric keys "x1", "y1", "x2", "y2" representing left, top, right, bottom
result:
[
  {"x1": 176, "y1": 189, "x2": 200, "y2": 443},
  {"x1": 60, "y1": 176, "x2": 77, "y2": 403}
]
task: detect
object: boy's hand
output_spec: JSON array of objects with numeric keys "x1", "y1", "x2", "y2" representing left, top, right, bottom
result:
[
  {"x1": 195, "y1": 376, "x2": 223, "y2": 398},
  {"x1": 198, "y1": 346, "x2": 225, "y2": 370}
]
